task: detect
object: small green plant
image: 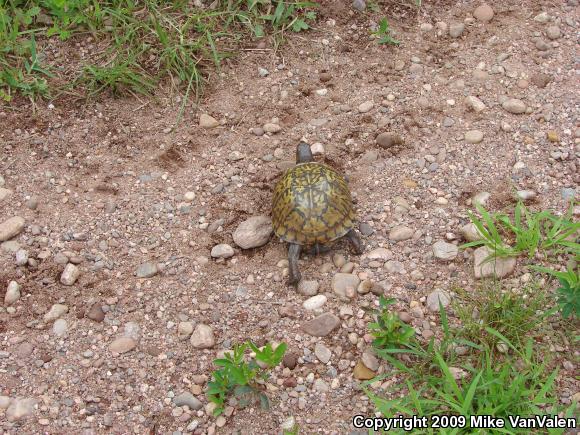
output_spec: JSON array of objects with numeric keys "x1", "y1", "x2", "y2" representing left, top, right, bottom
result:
[
  {"x1": 364, "y1": 326, "x2": 576, "y2": 435},
  {"x1": 371, "y1": 18, "x2": 399, "y2": 45},
  {"x1": 283, "y1": 423, "x2": 300, "y2": 435},
  {"x1": 368, "y1": 296, "x2": 416, "y2": 350},
  {"x1": 259, "y1": 1, "x2": 317, "y2": 34},
  {"x1": 461, "y1": 201, "x2": 579, "y2": 262},
  {"x1": 532, "y1": 265, "x2": 580, "y2": 318},
  {"x1": 207, "y1": 341, "x2": 287, "y2": 417},
  {"x1": 80, "y1": 58, "x2": 156, "y2": 97},
  {"x1": 366, "y1": 1, "x2": 380, "y2": 13},
  {"x1": 453, "y1": 281, "x2": 554, "y2": 349},
  {"x1": 41, "y1": 0, "x2": 93, "y2": 40}
]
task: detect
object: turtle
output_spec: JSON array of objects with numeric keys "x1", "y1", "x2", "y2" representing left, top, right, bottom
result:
[{"x1": 272, "y1": 142, "x2": 363, "y2": 286}]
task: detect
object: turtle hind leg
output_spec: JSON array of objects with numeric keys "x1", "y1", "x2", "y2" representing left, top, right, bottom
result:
[
  {"x1": 305, "y1": 244, "x2": 331, "y2": 256},
  {"x1": 345, "y1": 229, "x2": 363, "y2": 255},
  {"x1": 287, "y1": 243, "x2": 302, "y2": 286}
]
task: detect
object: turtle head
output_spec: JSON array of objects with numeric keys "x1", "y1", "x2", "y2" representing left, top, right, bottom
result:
[{"x1": 296, "y1": 142, "x2": 314, "y2": 163}]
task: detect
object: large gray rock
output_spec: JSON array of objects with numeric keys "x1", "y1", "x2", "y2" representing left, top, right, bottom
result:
[
  {"x1": 465, "y1": 96, "x2": 486, "y2": 112},
  {"x1": 0, "y1": 188, "x2": 12, "y2": 202},
  {"x1": 473, "y1": 3, "x2": 494, "y2": 22},
  {"x1": 302, "y1": 313, "x2": 340, "y2": 337},
  {"x1": 297, "y1": 280, "x2": 319, "y2": 296},
  {"x1": 6, "y1": 397, "x2": 36, "y2": 422},
  {"x1": 53, "y1": 319, "x2": 68, "y2": 336},
  {"x1": 314, "y1": 342, "x2": 332, "y2": 363},
  {"x1": 449, "y1": 23, "x2": 465, "y2": 38},
  {"x1": 199, "y1": 114, "x2": 219, "y2": 128},
  {"x1": 432, "y1": 241, "x2": 459, "y2": 260},
  {"x1": 332, "y1": 273, "x2": 360, "y2": 299},
  {"x1": 460, "y1": 223, "x2": 483, "y2": 242},
  {"x1": 389, "y1": 225, "x2": 414, "y2": 241},
  {"x1": 502, "y1": 98, "x2": 526, "y2": 114},
  {"x1": 233, "y1": 216, "x2": 273, "y2": 249},
  {"x1": 303, "y1": 295, "x2": 327, "y2": 311},
  {"x1": 136, "y1": 262, "x2": 158, "y2": 278},
  {"x1": 426, "y1": 289, "x2": 451, "y2": 312},
  {"x1": 474, "y1": 246, "x2": 516, "y2": 279},
  {"x1": 361, "y1": 349, "x2": 380, "y2": 371},
  {"x1": 366, "y1": 247, "x2": 392, "y2": 261},
  {"x1": 5, "y1": 281, "x2": 21, "y2": 305}
]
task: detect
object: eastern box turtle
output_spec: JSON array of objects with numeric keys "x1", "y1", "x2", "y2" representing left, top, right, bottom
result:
[{"x1": 272, "y1": 142, "x2": 363, "y2": 285}]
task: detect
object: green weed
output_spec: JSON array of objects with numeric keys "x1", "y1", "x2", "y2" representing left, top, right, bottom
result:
[
  {"x1": 368, "y1": 296, "x2": 416, "y2": 350},
  {"x1": 371, "y1": 18, "x2": 399, "y2": 45},
  {"x1": 283, "y1": 423, "x2": 301, "y2": 435},
  {"x1": 207, "y1": 340, "x2": 287, "y2": 417},
  {"x1": 532, "y1": 264, "x2": 580, "y2": 319}
]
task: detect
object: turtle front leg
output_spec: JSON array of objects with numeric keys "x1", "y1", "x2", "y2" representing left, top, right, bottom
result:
[
  {"x1": 287, "y1": 243, "x2": 302, "y2": 286},
  {"x1": 345, "y1": 229, "x2": 363, "y2": 255}
]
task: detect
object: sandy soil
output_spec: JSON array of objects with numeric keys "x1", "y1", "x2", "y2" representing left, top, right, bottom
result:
[{"x1": 1, "y1": 0, "x2": 579, "y2": 434}]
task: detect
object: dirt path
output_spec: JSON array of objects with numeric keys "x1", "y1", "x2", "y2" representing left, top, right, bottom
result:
[{"x1": 1, "y1": 1, "x2": 578, "y2": 433}]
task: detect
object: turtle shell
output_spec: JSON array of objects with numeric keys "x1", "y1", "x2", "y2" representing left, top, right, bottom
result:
[{"x1": 272, "y1": 162, "x2": 356, "y2": 245}]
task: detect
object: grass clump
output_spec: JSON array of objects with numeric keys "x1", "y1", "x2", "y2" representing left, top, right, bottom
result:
[
  {"x1": 0, "y1": 0, "x2": 319, "y2": 101},
  {"x1": 366, "y1": 334, "x2": 574, "y2": 435},
  {"x1": 462, "y1": 201, "x2": 579, "y2": 261},
  {"x1": 363, "y1": 288, "x2": 577, "y2": 434},
  {"x1": 453, "y1": 281, "x2": 554, "y2": 350},
  {"x1": 207, "y1": 340, "x2": 287, "y2": 417},
  {"x1": 462, "y1": 200, "x2": 579, "y2": 319}
]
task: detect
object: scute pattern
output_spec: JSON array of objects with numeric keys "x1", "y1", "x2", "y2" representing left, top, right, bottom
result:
[{"x1": 272, "y1": 162, "x2": 356, "y2": 245}]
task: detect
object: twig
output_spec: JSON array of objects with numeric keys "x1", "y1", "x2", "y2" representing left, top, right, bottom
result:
[
  {"x1": 2, "y1": 158, "x2": 18, "y2": 172},
  {"x1": 251, "y1": 300, "x2": 285, "y2": 305},
  {"x1": 133, "y1": 100, "x2": 151, "y2": 112}
]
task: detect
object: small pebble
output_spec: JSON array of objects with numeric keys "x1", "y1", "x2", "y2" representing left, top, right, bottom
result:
[
  {"x1": 502, "y1": 99, "x2": 526, "y2": 114},
  {"x1": 303, "y1": 295, "x2": 327, "y2": 311},
  {"x1": 190, "y1": 324, "x2": 215, "y2": 348},
  {"x1": 473, "y1": 3, "x2": 494, "y2": 22},
  {"x1": 211, "y1": 244, "x2": 234, "y2": 259},
  {"x1": 60, "y1": 263, "x2": 80, "y2": 286},
  {"x1": 465, "y1": 130, "x2": 484, "y2": 144},
  {"x1": 5, "y1": 281, "x2": 21, "y2": 305},
  {"x1": 449, "y1": 23, "x2": 465, "y2": 38},
  {"x1": 199, "y1": 114, "x2": 219, "y2": 128},
  {"x1": 358, "y1": 101, "x2": 374, "y2": 113}
]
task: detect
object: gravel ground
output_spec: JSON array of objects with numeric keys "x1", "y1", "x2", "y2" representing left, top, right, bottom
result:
[{"x1": 1, "y1": 0, "x2": 579, "y2": 434}]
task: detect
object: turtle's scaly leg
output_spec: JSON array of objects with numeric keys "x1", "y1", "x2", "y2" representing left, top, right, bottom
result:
[
  {"x1": 288, "y1": 243, "x2": 302, "y2": 286},
  {"x1": 306, "y1": 244, "x2": 331, "y2": 256},
  {"x1": 345, "y1": 229, "x2": 363, "y2": 255}
]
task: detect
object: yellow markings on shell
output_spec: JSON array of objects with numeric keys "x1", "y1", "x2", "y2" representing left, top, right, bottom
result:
[{"x1": 272, "y1": 162, "x2": 356, "y2": 245}]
